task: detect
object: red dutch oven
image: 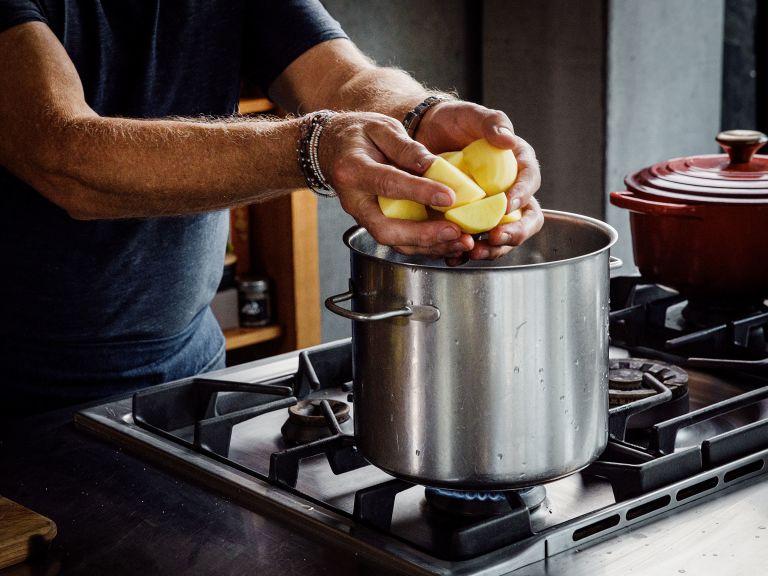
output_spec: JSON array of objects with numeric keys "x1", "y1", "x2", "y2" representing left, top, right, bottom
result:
[{"x1": 611, "y1": 129, "x2": 768, "y2": 303}]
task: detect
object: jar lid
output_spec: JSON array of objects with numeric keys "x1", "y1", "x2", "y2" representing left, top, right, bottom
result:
[
  {"x1": 625, "y1": 130, "x2": 768, "y2": 205},
  {"x1": 237, "y1": 275, "x2": 270, "y2": 291}
]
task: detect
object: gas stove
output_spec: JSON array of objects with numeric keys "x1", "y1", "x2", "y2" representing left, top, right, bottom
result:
[{"x1": 75, "y1": 276, "x2": 768, "y2": 575}]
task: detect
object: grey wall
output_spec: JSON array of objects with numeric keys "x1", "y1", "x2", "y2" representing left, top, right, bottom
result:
[
  {"x1": 318, "y1": 0, "x2": 472, "y2": 342},
  {"x1": 605, "y1": 0, "x2": 725, "y2": 268},
  {"x1": 482, "y1": 0, "x2": 607, "y2": 218}
]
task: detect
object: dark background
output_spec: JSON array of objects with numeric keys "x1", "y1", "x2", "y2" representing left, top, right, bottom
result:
[{"x1": 722, "y1": 0, "x2": 766, "y2": 131}]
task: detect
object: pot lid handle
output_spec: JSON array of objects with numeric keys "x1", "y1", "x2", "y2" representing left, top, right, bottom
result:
[{"x1": 716, "y1": 129, "x2": 768, "y2": 165}]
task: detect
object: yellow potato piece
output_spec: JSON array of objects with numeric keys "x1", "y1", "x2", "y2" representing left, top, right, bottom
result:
[
  {"x1": 424, "y1": 157, "x2": 486, "y2": 212},
  {"x1": 438, "y1": 150, "x2": 470, "y2": 174},
  {"x1": 499, "y1": 208, "x2": 523, "y2": 224},
  {"x1": 462, "y1": 138, "x2": 518, "y2": 195},
  {"x1": 444, "y1": 193, "x2": 507, "y2": 234},
  {"x1": 378, "y1": 196, "x2": 428, "y2": 221}
]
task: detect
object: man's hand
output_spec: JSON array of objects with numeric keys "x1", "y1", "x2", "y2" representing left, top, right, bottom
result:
[
  {"x1": 416, "y1": 100, "x2": 543, "y2": 264},
  {"x1": 319, "y1": 112, "x2": 474, "y2": 258}
]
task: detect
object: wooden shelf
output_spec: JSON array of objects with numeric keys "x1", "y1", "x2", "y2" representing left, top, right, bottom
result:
[
  {"x1": 239, "y1": 98, "x2": 275, "y2": 115},
  {"x1": 223, "y1": 325, "x2": 282, "y2": 351}
]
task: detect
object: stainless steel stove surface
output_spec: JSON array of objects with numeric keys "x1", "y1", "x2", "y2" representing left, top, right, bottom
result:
[{"x1": 74, "y1": 277, "x2": 768, "y2": 576}]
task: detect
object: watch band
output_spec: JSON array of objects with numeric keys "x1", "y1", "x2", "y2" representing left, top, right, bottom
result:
[{"x1": 402, "y1": 95, "x2": 452, "y2": 139}]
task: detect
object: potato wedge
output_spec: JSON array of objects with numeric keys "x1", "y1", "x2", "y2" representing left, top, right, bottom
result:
[
  {"x1": 444, "y1": 193, "x2": 507, "y2": 234},
  {"x1": 424, "y1": 157, "x2": 486, "y2": 212},
  {"x1": 462, "y1": 138, "x2": 518, "y2": 196},
  {"x1": 377, "y1": 197, "x2": 428, "y2": 221},
  {"x1": 499, "y1": 208, "x2": 523, "y2": 224}
]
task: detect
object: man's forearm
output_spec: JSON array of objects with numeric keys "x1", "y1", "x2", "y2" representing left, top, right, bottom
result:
[
  {"x1": 34, "y1": 114, "x2": 305, "y2": 219},
  {"x1": 270, "y1": 39, "x2": 448, "y2": 126},
  {"x1": 0, "y1": 22, "x2": 310, "y2": 220},
  {"x1": 332, "y1": 65, "x2": 434, "y2": 121}
]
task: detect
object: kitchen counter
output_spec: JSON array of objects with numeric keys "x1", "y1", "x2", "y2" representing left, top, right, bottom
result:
[
  {"x1": 0, "y1": 406, "x2": 383, "y2": 576},
  {"x1": 3, "y1": 397, "x2": 768, "y2": 576}
]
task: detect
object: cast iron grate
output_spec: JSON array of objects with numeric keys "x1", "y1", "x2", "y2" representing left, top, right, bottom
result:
[
  {"x1": 610, "y1": 275, "x2": 768, "y2": 373},
  {"x1": 130, "y1": 335, "x2": 768, "y2": 561}
]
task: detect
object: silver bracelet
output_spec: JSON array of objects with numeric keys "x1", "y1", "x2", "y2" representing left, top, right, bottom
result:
[
  {"x1": 297, "y1": 110, "x2": 338, "y2": 198},
  {"x1": 402, "y1": 95, "x2": 452, "y2": 139}
]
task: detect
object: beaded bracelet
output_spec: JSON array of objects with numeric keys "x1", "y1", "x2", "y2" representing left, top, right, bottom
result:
[
  {"x1": 402, "y1": 95, "x2": 452, "y2": 139},
  {"x1": 297, "y1": 110, "x2": 338, "y2": 198}
]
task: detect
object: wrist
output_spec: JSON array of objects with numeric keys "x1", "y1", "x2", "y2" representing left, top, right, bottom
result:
[
  {"x1": 297, "y1": 110, "x2": 338, "y2": 198},
  {"x1": 401, "y1": 94, "x2": 454, "y2": 140}
]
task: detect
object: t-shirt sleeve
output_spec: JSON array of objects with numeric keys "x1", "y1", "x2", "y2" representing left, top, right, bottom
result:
[
  {"x1": 243, "y1": 0, "x2": 348, "y2": 94},
  {"x1": 0, "y1": 0, "x2": 47, "y2": 34}
]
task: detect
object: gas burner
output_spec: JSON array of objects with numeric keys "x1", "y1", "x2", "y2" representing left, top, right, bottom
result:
[
  {"x1": 609, "y1": 358, "x2": 690, "y2": 430},
  {"x1": 609, "y1": 358, "x2": 688, "y2": 406},
  {"x1": 424, "y1": 485, "x2": 546, "y2": 518},
  {"x1": 280, "y1": 399, "x2": 351, "y2": 445}
]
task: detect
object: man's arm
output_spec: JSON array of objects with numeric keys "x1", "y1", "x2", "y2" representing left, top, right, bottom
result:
[{"x1": 0, "y1": 22, "x2": 458, "y2": 243}]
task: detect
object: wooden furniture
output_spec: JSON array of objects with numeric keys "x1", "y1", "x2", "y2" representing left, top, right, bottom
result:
[
  {"x1": 223, "y1": 97, "x2": 321, "y2": 356},
  {"x1": 248, "y1": 189, "x2": 321, "y2": 352},
  {"x1": 0, "y1": 496, "x2": 57, "y2": 570}
]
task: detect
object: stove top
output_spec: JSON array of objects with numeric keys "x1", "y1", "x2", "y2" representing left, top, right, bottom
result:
[{"x1": 74, "y1": 276, "x2": 768, "y2": 575}]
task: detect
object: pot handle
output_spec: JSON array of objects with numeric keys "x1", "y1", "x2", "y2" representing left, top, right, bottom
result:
[
  {"x1": 325, "y1": 290, "x2": 440, "y2": 323},
  {"x1": 609, "y1": 256, "x2": 623, "y2": 270},
  {"x1": 610, "y1": 191, "x2": 701, "y2": 217}
]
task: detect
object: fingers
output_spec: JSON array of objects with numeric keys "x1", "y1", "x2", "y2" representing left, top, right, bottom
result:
[
  {"x1": 366, "y1": 117, "x2": 435, "y2": 174},
  {"x1": 480, "y1": 109, "x2": 517, "y2": 149},
  {"x1": 487, "y1": 196, "x2": 544, "y2": 247},
  {"x1": 506, "y1": 136, "x2": 541, "y2": 211},
  {"x1": 349, "y1": 193, "x2": 475, "y2": 256},
  {"x1": 333, "y1": 152, "x2": 454, "y2": 208}
]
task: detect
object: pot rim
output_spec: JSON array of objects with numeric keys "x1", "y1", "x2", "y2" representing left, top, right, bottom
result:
[{"x1": 344, "y1": 209, "x2": 618, "y2": 271}]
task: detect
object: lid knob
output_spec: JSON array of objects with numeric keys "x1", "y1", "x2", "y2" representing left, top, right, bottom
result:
[{"x1": 716, "y1": 129, "x2": 768, "y2": 165}]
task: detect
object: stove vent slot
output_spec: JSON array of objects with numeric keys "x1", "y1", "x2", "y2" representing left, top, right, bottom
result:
[
  {"x1": 572, "y1": 514, "x2": 620, "y2": 542},
  {"x1": 724, "y1": 459, "x2": 764, "y2": 483},
  {"x1": 625, "y1": 495, "x2": 671, "y2": 520},
  {"x1": 675, "y1": 477, "x2": 718, "y2": 501}
]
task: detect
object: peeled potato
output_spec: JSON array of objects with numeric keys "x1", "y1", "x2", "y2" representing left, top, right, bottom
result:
[
  {"x1": 424, "y1": 157, "x2": 486, "y2": 212},
  {"x1": 462, "y1": 138, "x2": 518, "y2": 196},
  {"x1": 377, "y1": 196, "x2": 428, "y2": 221},
  {"x1": 439, "y1": 151, "x2": 470, "y2": 174},
  {"x1": 499, "y1": 208, "x2": 523, "y2": 224},
  {"x1": 444, "y1": 193, "x2": 507, "y2": 234}
]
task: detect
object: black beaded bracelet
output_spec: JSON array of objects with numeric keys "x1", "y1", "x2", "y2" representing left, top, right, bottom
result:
[
  {"x1": 402, "y1": 95, "x2": 452, "y2": 138},
  {"x1": 297, "y1": 110, "x2": 338, "y2": 198}
]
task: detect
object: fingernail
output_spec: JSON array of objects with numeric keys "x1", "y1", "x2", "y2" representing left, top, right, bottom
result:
[
  {"x1": 415, "y1": 155, "x2": 435, "y2": 172},
  {"x1": 432, "y1": 193, "x2": 452, "y2": 207},
  {"x1": 510, "y1": 198, "x2": 521, "y2": 210},
  {"x1": 498, "y1": 233, "x2": 510, "y2": 244},
  {"x1": 496, "y1": 126, "x2": 514, "y2": 137},
  {"x1": 438, "y1": 227, "x2": 461, "y2": 242},
  {"x1": 473, "y1": 248, "x2": 490, "y2": 260}
]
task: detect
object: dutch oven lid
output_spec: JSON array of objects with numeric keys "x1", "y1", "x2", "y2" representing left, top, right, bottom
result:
[{"x1": 625, "y1": 130, "x2": 768, "y2": 205}]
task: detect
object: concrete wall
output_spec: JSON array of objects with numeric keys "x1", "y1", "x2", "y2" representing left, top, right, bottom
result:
[
  {"x1": 318, "y1": 0, "x2": 472, "y2": 342},
  {"x1": 605, "y1": 0, "x2": 725, "y2": 268},
  {"x1": 482, "y1": 0, "x2": 607, "y2": 218}
]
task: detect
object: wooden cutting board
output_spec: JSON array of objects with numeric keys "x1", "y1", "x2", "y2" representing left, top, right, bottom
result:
[{"x1": 0, "y1": 496, "x2": 57, "y2": 570}]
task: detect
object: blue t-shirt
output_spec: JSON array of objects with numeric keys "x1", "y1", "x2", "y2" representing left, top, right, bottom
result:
[{"x1": 0, "y1": 0, "x2": 346, "y2": 418}]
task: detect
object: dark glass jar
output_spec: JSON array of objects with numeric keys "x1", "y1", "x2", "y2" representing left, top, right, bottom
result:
[{"x1": 236, "y1": 275, "x2": 272, "y2": 327}]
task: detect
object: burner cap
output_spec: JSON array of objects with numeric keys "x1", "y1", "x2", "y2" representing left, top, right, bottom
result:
[
  {"x1": 424, "y1": 486, "x2": 546, "y2": 518},
  {"x1": 608, "y1": 358, "x2": 688, "y2": 407},
  {"x1": 281, "y1": 399, "x2": 350, "y2": 445}
]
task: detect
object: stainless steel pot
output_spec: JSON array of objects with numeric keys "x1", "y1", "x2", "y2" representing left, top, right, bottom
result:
[{"x1": 326, "y1": 210, "x2": 619, "y2": 489}]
